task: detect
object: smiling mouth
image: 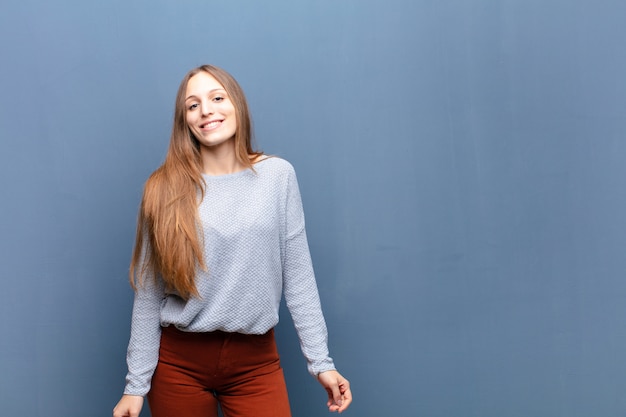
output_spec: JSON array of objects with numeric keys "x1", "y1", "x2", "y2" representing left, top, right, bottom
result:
[{"x1": 201, "y1": 120, "x2": 222, "y2": 130}]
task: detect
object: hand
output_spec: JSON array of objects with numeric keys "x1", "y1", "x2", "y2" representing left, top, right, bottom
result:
[
  {"x1": 317, "y1": 370, "x2": 352, "y2": 413},
  {"x1": 113, "y1": 394, "x2": 144, "y2": 417}
]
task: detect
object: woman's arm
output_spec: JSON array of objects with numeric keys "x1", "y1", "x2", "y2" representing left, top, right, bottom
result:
[{"x1": 280, "y1": 164, "x2": 352, "y2": 412}]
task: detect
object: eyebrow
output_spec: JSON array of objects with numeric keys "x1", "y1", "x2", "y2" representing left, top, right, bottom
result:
[{"x1": 185, "y1": 88, "x2": 226, "y2": 101}]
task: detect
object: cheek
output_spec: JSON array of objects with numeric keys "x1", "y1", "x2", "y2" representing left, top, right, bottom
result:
[{"x1": 185, "y1": 114, "x2": 196, "y2": 128}]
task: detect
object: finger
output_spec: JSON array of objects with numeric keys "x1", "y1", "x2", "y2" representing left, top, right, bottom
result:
[
  {"x1": 330, "y1": 383, "x2": 344, "y2": 409},
  {"x1": 326, "y1": 387, "x2": 338, "y2": 409},
  {"x1": 336, "y1": 379, "x2": 352, "y2": 412},
  {"x1": 337, "y1": 386, "x2": 352, "y2": 412},
  {"x1": 326, "y1": 391, "x2": 334, "y2": 407}
]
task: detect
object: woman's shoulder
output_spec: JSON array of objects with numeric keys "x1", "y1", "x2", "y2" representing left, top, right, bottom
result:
[{"x1": 255, "y1": 155, "x2": 296, "y2": 176}]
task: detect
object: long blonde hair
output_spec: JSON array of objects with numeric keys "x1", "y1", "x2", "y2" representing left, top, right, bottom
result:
[{"x1": 130, "y1": 65, "x2": 262, "y2": 299}]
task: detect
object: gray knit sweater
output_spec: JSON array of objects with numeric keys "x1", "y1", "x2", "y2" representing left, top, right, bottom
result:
[{"x1": 124, "y1": 157, "x2": 335, "y2": 396}]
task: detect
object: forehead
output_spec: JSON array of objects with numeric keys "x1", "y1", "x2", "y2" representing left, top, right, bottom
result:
[{"x1": 185, "y1": 71, "x2": 225, "y2": 97}]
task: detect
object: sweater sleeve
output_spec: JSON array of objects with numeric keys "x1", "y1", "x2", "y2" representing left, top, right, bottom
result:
[
  {"x1": 123, "y1": 266, "x2": 165, "y2": 396},
  {"x1": 281, "y1": 166, "x2": 336, "y2": 376}
]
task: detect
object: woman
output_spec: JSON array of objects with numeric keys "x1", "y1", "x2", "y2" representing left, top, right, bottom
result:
[{"x1": 113, "y1": 65, "x2": 352, "y2": 417}]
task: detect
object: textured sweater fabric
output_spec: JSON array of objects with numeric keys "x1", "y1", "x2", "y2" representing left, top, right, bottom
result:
[{"x1": 124, "y1": 157, "x2": 335, "y2": 396}]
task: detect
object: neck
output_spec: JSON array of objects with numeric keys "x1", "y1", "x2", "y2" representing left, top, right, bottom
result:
[{"x1": 200, "y1": 141, "x2": 247, "y2": 176}]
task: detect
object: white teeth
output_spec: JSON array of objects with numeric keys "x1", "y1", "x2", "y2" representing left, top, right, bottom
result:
[{"x1": 203, "y1": 121, "x2": 221, "y2": 129}]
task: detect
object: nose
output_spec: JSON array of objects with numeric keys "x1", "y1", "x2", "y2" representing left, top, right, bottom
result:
[{"x1": 201, "y1": 99, "x2": 214, "y2": 116}]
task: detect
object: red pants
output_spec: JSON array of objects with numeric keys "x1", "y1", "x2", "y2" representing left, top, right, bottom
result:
[{"x1": 147, "y1": 326, "x2": 292, "y2": 417}]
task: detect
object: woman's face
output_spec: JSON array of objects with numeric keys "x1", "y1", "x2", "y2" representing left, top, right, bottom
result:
[{"x1": 184, "y1": 71, "x2": 237, "y2": 150}]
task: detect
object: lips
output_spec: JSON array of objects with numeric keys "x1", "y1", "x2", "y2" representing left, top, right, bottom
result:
[{"x1": 200, "y1": 120, "x2": 223, "y2": 130}]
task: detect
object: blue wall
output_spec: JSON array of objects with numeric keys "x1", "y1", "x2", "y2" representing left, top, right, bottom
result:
[{"x1": 1, "y1": 1, "x2": 626, "y2": 416}]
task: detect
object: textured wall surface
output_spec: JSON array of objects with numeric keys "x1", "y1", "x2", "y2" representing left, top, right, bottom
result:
[{"x1": 1, "y1": 1, "x2": 626, "y2": 416}]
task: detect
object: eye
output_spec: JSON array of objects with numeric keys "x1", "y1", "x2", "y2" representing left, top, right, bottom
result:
[
  {"x1": 212, "y1": 96, "x2": 224, "y2": 103},
  {"x1": 188, "y1": 103, "x2": 199, "y2": 110}
]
